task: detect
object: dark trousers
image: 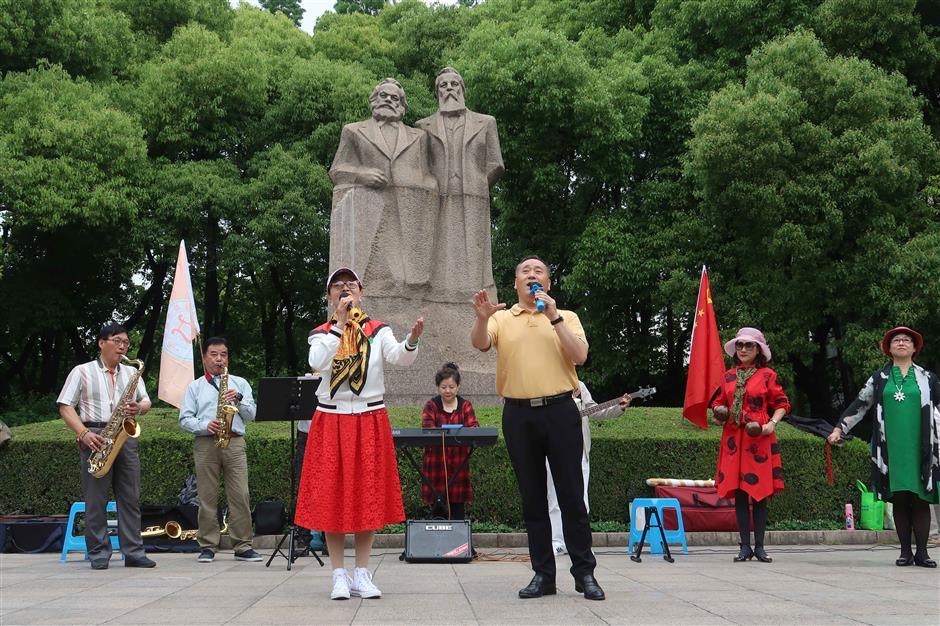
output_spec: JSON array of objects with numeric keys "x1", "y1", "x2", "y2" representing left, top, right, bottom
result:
[
  {"x1": 78, "y1": 434, "x2": 145, "y2": 560},
  {"x1": 502, "y1": 398, "x2": 596, "y2": 579},
  {"x1": 293, "y1": 431, "x2": 312, "y2": 542}
]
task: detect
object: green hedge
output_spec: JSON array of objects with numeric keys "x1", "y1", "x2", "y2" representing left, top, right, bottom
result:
[{"x1": 0, "y1": 407, "x2": 870, "y2": 525}]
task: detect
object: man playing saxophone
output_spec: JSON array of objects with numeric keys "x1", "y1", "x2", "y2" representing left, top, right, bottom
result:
[
  {"x1": 179, "y1": 337, "x2": 261, "y2": 563},
  {"x1": 56, "y1": 323, "x2": 155, "y2": 570}
]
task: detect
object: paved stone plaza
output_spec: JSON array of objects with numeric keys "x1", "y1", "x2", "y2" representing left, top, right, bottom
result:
[{"x1": 1, "y1": 545, "x2": 938, "y2": 625}]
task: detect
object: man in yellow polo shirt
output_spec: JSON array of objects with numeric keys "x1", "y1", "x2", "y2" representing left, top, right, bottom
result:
[{"x1": 470, "y1": 255, "x2": 603, "y2": 601}]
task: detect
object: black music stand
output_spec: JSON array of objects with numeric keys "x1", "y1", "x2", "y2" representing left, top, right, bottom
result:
[{"x1": 256, "y1": 376, "x2": 323, "y2": 570}]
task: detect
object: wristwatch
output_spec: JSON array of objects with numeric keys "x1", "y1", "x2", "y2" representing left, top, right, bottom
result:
[
  {"x1": 550, "y1": 315, "x2": 564, "y2": 326},
  {"x1": 235, "y1": 392, "x2": 244, "y2": 403}
]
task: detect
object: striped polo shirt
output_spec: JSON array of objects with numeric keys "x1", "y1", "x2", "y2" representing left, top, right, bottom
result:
[{"x1": 56, "y1": 358, "x2": 149, "y2": 424}]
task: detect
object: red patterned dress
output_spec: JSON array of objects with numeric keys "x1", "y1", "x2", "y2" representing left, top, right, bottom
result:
[
  {"x1": 421, "y1": 396, "x2": 480, "y2": 505},
  {"x1": 709, "y1": 366, "x2": 790, "y2": 502}
]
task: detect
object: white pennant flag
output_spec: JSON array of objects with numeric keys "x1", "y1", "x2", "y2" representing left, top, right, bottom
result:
[{"x1": 158, "y1": 240, "x2": 201, "y2": 407}]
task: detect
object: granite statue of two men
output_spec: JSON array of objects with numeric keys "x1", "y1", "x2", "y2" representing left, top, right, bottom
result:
[{"x1": 328, "y1": 69, "x2": 504, "y2": 303}]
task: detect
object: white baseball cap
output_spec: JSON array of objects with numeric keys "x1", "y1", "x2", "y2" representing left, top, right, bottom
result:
[{"x1": 326, "y1": 267, "x2": 362, "y2": 289}]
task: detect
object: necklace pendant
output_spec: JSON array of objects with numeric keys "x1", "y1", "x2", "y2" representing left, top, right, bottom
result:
[{"x1": 894, "y1": 390, "x2": 906, "y2": 402}]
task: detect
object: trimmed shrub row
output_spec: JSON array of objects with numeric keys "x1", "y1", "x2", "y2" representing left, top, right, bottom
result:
[{"x1": 0, "y1": 407, "x2": 871, "y2": 525}]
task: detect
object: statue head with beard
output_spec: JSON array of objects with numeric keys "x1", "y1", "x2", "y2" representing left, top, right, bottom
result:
[
  {"x1": 435, "y1": 67, "x2": 467, "y2": 114},
  {"x1": 369, "y1": 78, "x2": 407, "y2": 122}
]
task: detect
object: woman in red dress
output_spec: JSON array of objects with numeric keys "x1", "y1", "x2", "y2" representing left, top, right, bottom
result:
[
  {"x1": 709, "y1": 327, "x2": 790, "y2": 563},
  {"x1": 421, "y1": 362, "x2": 480, "y2": 520},
  {"x1": 295, "y1": 267, "x2": 424, "y2": 600}
]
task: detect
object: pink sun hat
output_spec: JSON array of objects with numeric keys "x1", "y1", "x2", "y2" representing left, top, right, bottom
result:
[{"x1": 723, "y1": 327, "x2": 772, "y2": 361}]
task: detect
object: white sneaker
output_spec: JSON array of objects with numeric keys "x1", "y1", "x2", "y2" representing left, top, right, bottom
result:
[
  {"x1": 350, "y1": 567, "x2": 382, "y2": 598},
  {"x1": 554, "y1": 544, "x2": 568, "y2": 556},
  {"x1": 330, "y1": 568, "x2": 350, "y2": 600}
]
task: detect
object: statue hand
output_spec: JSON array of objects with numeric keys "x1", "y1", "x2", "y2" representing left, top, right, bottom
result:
[{"x1": 361, "y1": 169, "x2": 388, "y2": 188}]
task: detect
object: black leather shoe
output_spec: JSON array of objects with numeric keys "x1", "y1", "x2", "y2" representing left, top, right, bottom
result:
[
  {"x1": 753, "y1": 546, "x2": 773, "y2": 563},
  {"x1": 518, "y1": 574, "x2": 556, "y2": 599},
  {"x1": 733, "y1": 544, "x2": 753, "y2": 562},
  {"x1": 896, "y1": 556, "x2": 914, "y2": 566},
  {"x1": 914, "y1": 556, "x2": 937, "y2": 568},
  {"x1": 574, "y1": 575, "x2": 605, "y2": 601},
  {"x1": 125, "y1": 556, "x2": 156, "y2": 568},
  {"x1": 90, "y1": 558, "x2": 109, "y2": 570}
]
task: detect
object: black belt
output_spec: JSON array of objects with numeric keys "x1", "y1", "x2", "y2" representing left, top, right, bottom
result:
[
  {"x1": 503, "y1": 392, "x2": 572, "y2": 408},
  {"x1": 318, "y1": 399, "x2": 384, "y2": 411},
  {"x1": 82, "y1": 422, "x2": 106, "y2": 428}
]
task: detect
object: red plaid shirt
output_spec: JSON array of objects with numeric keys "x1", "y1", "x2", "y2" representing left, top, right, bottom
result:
[{"x1": 420, "y1": 396, "x2": 479, "y2": 504}]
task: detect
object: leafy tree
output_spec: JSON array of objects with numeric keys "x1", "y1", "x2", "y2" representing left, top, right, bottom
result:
[
  {"x1": 312, "y1": 10, "x2": 396, "y2": 76},
  {"x1": 259, "y1": 0, "x2": 305, "y2": 26},
  {"x1": 333, "y1": 0, "x2": 388, "y2": 17},
  {"x1": 0, "y1": 0, "x2": 140, "y2": 78},
  {"x1": 453, "y1": 22, "x2": 647, "y2": 295},
  {"x1": 380, "y1": 1, "x2": 480, "y2": 78},
  {"x1": 106, "y1": 0, "x2": 233, "y2": 46},
  {"x1": 0, "y1": 65, "x2": 148, "y2": 392},
  {"x1": 2, "y1": 0, "x2": 939, "y2": 416},
  {"x1": 685, "y1": 30, "x2": 938, "y2": 414},
  {"x1": 812, "y1": 0, "x2": 940, "y2": 137}
]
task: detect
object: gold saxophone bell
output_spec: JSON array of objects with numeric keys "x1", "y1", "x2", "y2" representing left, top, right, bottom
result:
[{"x1": 165, "y1": 521, "x2": 182, "y2": 539}]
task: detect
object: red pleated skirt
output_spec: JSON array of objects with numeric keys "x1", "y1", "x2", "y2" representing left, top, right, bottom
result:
[{"x1": 294, "y1": 408, "x2": 404, "y2": 533}]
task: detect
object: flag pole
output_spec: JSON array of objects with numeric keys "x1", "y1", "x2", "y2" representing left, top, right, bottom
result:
[{"x1": 681, "y1": 265, "x2": 708, "y2": 428}]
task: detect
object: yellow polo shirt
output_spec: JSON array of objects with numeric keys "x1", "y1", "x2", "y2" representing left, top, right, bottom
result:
[{"x1": 486, "y1": 304, "x2": 586, "y2": 399}]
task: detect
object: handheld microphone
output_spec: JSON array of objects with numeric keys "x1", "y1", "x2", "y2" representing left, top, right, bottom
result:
[
  {"x1": 340, "y1": 290, "x2": 352, "y2": 311},
  {"x1": 529, "y1": 282, "x2": 545, "y2": 313}
]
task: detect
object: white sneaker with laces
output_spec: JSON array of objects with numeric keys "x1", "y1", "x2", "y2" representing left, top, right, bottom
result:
[
  {"x1": 330, "y1": 568, "x2": 351, "y2": 600},
  {"x1": 553, "y1": 544, "x2": 568, "y2": 556},
  {"x1": 350, "y1": 567, "x2": 382, "y2": 598}
]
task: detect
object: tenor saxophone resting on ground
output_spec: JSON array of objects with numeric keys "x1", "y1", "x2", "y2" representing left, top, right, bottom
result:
[{"x1": 141, "y1": 515, "x2": 227, "y2": 541}]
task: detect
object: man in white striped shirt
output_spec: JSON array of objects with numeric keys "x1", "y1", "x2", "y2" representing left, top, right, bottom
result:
[{"x1": 57, "y1": 323, "x2": 154, "y2": 570}]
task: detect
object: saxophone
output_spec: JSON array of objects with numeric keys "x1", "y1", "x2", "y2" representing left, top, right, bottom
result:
[
  {"x1": 141, "y1": 513, "x2": 227, "y2": 541},
  {"x1": 142, "y1": 521, "x2": 197, "y2": 541},
  {"x1": 87, "y1": 356, "x2": 144, "y2": 478},
  {"x1": 214, "y1": 366, "x2": 238, "y2": 449}
]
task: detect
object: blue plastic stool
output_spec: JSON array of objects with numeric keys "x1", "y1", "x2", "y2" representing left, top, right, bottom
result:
[
  {"x1": 60, "y1": 501, "x2": 122, "y2": 562},
  {"x1": 628, "y1": 498, "x2": 688, "y2": 556}
]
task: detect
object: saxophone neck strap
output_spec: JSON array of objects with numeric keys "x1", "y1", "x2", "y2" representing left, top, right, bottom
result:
[{"x1": 205, "y1": 373, "x2": 220, "y2": 391}]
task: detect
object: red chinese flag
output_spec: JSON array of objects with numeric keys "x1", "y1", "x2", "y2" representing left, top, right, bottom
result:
[{"x1": 682, "y1": 267, "x2": 725, "y2": 429}]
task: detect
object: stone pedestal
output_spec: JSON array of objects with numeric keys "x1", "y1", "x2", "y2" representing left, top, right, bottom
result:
[{"x1": 365, "y1": 294, "x2": 501, "y2": 407}]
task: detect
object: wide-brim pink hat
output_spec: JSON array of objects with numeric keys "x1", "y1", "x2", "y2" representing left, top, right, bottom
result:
[
  {"x1": 724, "y1": 327, "x2": 772, "y2": 361},
  {"x1": 881, "y1": 326, "x2": 923, "y2": 356}
]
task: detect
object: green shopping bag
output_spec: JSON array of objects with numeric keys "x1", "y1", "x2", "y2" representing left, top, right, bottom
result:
[{"x1": 857, "y1": 480, "x2": 885, "y2": 531}]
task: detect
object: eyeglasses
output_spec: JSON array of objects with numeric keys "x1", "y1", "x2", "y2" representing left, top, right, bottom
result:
[
  {"x1": 107, "y1": 338, "x2": 130, "y2": 347},
  {"x1": 735, "y1": 342, "x2": 756, "y2": 350},
  {"x1": 330, "y1": 280, "x2": 360, "y2": 290},
  {"x1": 891, "y1": 337, "x2": 914, "y2": 344}
]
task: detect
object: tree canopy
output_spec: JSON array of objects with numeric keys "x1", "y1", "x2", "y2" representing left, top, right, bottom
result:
[{"x1": 1, "y1": 0, "x2": 938, "y2": 417}]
